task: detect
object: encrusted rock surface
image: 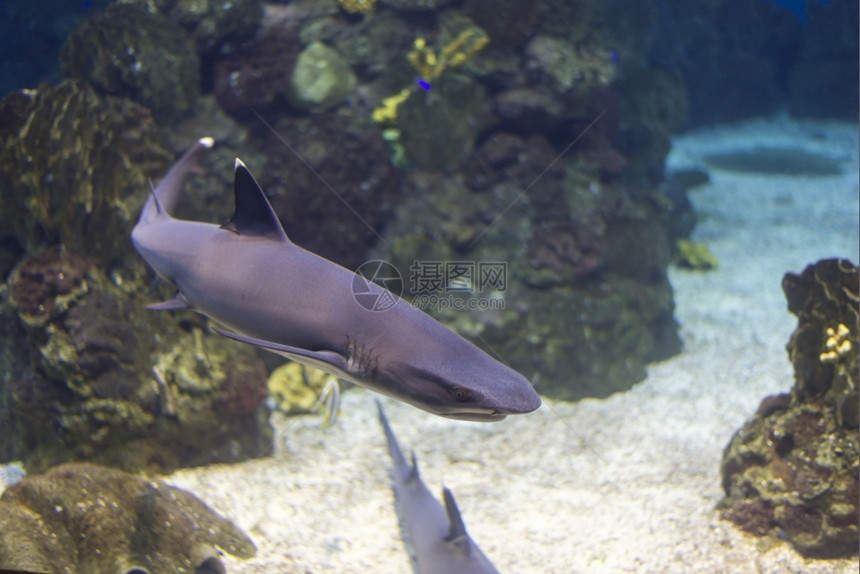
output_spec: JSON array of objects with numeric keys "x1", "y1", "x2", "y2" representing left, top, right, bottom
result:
[
  {"x1": 0, "y1": 462, "x2": 255, "y2": 573},
  {"x1": 0, "y1": 247, "x2": 273, "y2": 474},
  {"x1": 0, "y1": 80, "x2": 171, "y2": 270},
  {"x1": 720, "y1": 258, "x2": 859, "y2": 558},
  {"x1": 60, "y1": 3, "x2": 200, "y2": 122}
]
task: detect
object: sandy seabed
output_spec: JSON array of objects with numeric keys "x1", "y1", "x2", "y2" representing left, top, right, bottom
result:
[{"x1": 167, "y1": 116, "x2": 860, "y2": 573}]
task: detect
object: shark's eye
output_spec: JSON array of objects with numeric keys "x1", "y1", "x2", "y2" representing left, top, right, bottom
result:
[{"x1": 451, "y1": 386, "x2": 471, "y2": 402}]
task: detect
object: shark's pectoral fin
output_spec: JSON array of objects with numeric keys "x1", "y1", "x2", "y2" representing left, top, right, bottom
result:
[
  {"x1": 146, "y1": 293, "x2": 192, "y2": 311},
  {"x1": 212, "y1": 327, "x2": 351, "y2": 377}
]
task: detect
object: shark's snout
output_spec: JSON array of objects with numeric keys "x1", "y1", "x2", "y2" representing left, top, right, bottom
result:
[{"x1": 435, "y1": 385, "x2": 542, "y2": 422}]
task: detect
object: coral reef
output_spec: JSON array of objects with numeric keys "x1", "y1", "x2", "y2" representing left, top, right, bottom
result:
[
  {"x1": 407, "y1": 28, "x2": 489, "y2": 82},
  {"x1": 0, "y1": 247, "x2": 273, "y2": 474},
  {"x1": 60, "y1": 3, "x2": 200, "y2": 122},
  {"x1": 673, "y1": 239, "x2": 718, "y2": 271},
  {"x1": 267, "y1": 362, "x2": 337, "y2": 414},
  {"x1": 258, "y1": 112, "x2": 402, "y2": 270},
  {"x1": 379, "y1": 0, "x2": 457, "y2": 10},
  {"x1": 339, "y1": 0, "x2": 377, "y2": 14},
  {"x1": 384, "y1": 150, "x2": 681, "y2": 400},
  {"x1": 7, "y1": 247, "x2": 91, "y2": 322},
  {"x1": 0, "y1": 0, "x2": 697, "y2": 429},
  {"x1": 524, "y1": 35, "x2": 615, "y2": 97},
  {"x1": 288, "y1": 41, "x2": 357, "y2": 112},
  {"x1": 372, "y1": 15, "x2": 490, "y2": 170},
  {"x1": 720, "y1": 258, "x2": 859, "y2": 558},
  {"x1": 123, "y1": 0, "x2": 264, "y2": 54},
  {"x1": 0, "y1": 80, "x2": 171, "y2": 270},
  {"x1": 211, "y1": 16, "x2": 302, "y2": 114},
  {"x1": 0, "y1": 462, "x2": 255, "y2": 573},
  {"x1": 397, "y1": 72, "x2": 488, "y2": 170},
  {"x1": 463, "y1": 0, "x2": 538, "y2": 49}
]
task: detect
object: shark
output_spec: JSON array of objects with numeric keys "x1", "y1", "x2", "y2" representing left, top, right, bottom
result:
[
  {"x1": 377, "y1": 401, "x2": 500, "y2": 574},
  {"x1": 131, "y1": 138, "x2": 541, "y2": 422}
]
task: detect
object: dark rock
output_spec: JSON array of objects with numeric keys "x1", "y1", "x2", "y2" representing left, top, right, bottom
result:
[
  {"x1": 464, "y1": 132, "x2": 526, "y2": 191},
  {"x1": 260, "y1": 113, "x2": 402, "y2": 271},
  {"x1": 528, "y1": 219, "x2": 602, "y2": 283},
  {"x1": 0, "y1": 462, "x2": 255, "y2": 573},
  {"x1": 398, "y1": 72, "x2": 489, "y2": 171},
  {"x1": 384, "y1": 157, "x2": 680, "y2": 401},
  {"x1": 131, "y1": 0, "x2": 264, "y2": 55},
  {"x1": 1, "y1": 247, "x2": 273, "y2": 474},
  {"x1": 8, "y1": 247, "x2": 90, "y2": 320},
  {"x1": 0, "y1": 80, "x2": 171, "y2": 271},
  {"x1": 615, "y1": 69, "x2": 687, "y2": 184},
  {"x1": 494, "y1": 87, "x2": 564, "y2": 135},
  {"x1": 720, "y1": 258, "x2": 859, "y2": 558},
  {"x1": 755, "y1": 393, "x2": 791, "y2": 418},
  {"x1": 379, "y1": 0, "x2": 458, "y2": 10},
  {"x1": 722, "y1": 498, "x2": 775, "y2": 537},
  {"x1": 463, "y1": 0, "x2": 538, "y2": 49},
  {"x1": 211, "y1": 19, "x2": 302, "y2": 114},
  {"x1": 657, "y1": 173, "x2": 698, "y2": 246},
  {"x1": 60, "y1": 3, "x2": 201, "y2": 122}
]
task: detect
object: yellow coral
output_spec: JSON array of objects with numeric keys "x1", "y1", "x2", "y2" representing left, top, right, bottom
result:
[
  {"x1": 407, "y1": 28, "x2": 489, "y2": 82},
  {"x1": 267, "y1": 361, "x2": 337, "y2": 413},
  {"x1": 373, "y1": 27, "x2": 488, "y2": 127},
  {"x1": 820, "y1": 323, "x2": 853, "y2": 364},
  {"x1": 371, "y1": 88, "x2": 411, "y2": 124},
  {"x1": 674, "y1": 239, "x2": 718, "y2": 270},
  {"x1": 338, "y1": 0, "x2": 376, "y2": 14}
]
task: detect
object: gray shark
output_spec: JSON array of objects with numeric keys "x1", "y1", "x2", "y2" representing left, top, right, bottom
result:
[
  {"x1": 131, "y1": 138, "x2": 541, "y2": 421},
  {"x1": 377, "y1": 402, "x2": 501, "y2": 574}
]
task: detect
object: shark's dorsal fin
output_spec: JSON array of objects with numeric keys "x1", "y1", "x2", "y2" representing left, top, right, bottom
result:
[
  {"x1": 221, "y1": 159, "x2": 290, "y2": 243},
  {"x1": 442, "y1": 487, "x2": 472, "y2": 554},
  {"x1": 407, "y1": 451, "x2": 422, "y2": 485}
]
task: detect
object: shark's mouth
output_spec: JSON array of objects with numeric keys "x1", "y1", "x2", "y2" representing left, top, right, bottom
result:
[{"x1": 437, "y1": 410, "x2": 508, "y2": 422}]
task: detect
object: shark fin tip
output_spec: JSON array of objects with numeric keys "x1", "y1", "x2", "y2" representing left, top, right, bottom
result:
[
  {"x1": 145, "y1": 293, "x2": 191, "y2": 311},
  {"x1": 443, "y1": 487, "x2": 471, "y2": 548}
]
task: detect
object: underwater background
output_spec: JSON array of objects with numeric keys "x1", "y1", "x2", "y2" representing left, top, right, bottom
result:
[{"x1": 0, "y1": 0, "x2": 858, "y2": 572}]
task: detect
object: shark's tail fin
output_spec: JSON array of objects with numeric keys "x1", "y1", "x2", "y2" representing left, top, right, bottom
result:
[{"x1": 137, "y1": 137, "x2": 214, "y2": 226}]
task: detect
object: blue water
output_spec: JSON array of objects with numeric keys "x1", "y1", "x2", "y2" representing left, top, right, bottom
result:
[{"x1": 772, "y1": 0, "x2": 829, "y2": 22}]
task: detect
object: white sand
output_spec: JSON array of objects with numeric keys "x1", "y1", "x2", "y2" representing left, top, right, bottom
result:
[{"x1": 167, "y1": 116, "x2": 859, "y2": 573}]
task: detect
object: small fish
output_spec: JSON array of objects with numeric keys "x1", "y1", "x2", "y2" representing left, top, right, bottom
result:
[{"x1": 313, "y1": 377, "x2": 341, "y2": 429}]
